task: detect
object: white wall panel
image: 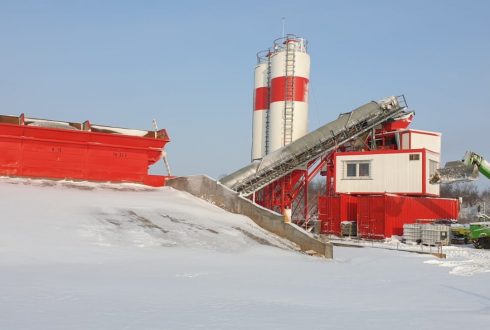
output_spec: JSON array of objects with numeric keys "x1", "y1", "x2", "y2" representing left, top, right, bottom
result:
[
  {"x1": 336, "y1": 152, "x2": 423, "y2": 194},
  {"x1": 399, "y1": 130, "x2": 441, "y2": 154},
  {"x1": 410, "y1": 131, "x2": 441, "y2": 154},
  {"x1": 401, "y1": 132, "x2": 410, "y2": 150}
]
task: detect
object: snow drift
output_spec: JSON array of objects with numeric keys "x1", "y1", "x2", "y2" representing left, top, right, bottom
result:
[{"x1": 0, "y1": 178, "x2": 489, "y2": 330}]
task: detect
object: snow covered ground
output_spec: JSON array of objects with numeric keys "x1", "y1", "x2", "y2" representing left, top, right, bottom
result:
[
  {"x1": 1, "y1": 178, "x2": 489, "y2": 329},
  {"x1": 328, "y1": 237, "x2": 490, "y2": 276}
]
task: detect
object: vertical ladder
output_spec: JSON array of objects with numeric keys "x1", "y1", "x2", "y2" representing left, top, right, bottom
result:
[
  {"x1": 283, "y1": 42, "x2": 296, "y2": 146},
  {"x1": 265, "y1": 55, "x2": 272, "y2": 155}
]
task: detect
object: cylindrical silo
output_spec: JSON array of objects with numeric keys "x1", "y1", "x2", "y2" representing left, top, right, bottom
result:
[
  {"x1": 269, "y1": 35, "x2": 310, "y2": 153},
  {"x1": 251, "y1": 50, "x2": 270, "y2": 161}
]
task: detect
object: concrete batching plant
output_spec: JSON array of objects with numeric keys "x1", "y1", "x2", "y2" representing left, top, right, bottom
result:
[{"x1": 224, "y1": 34, "x2": 462, "y2": 241}]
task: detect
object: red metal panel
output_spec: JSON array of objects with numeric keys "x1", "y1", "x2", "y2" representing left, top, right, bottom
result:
[
  {"x1": 254, "y1": 87, "x2": 269, "y2": 111},
  {"x1": 327, "y1": 196, "x2": 341, "y2": 235},
  {"x1": 318, "y1": 196, "x2": 341, "y2": 235},
  {"x1": 0, "y1": 136, "x2": 21, "y2": 175},
  {"x1": 270, "y1": 76, "x2": 309, "y2": 102},
  {"x1": 357, "y1": 195, "x2": 386, "y2": 239},
  {"x1": 318, "y1": 194, "x2": 358, "y2": 236},
  {"x1": 357, "y1": 194, "x2": 459, "y2": 239},
  {"x1": 384, "y1": 195, "x2": 459, "y2": 237},
  {"x1": 422, "y1": 150, "x2": 427, "y2": 195},
  {"x1": 340, "y1": 194, "x2": 358, "y2": 221},
  {"x1": 384, "y1": 195, "x2": 406, "y2": 237},
  {"x1": 0, "y1": 121, "x2": 169, "y2": 186},
  {"x1": 381, "y1": 113, "x2": 414, "y2": 131}
]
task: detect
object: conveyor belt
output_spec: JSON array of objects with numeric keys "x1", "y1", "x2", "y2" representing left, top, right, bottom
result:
[{"x1": 220, "y1": 96, "x2": 408, "y2": 195}]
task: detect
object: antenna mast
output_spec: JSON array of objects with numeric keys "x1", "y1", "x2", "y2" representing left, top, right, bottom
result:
[{"x1": 282, "y1": 17, "x2": 286, "y2": 38}]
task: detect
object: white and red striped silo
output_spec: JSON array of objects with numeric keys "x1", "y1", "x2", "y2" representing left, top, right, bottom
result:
[
  {"x1": 268, "y1": 35, "x2": 310, "y2": 153},
  {"x1": 251, "y1": 50, "x2": 270, "y2": 161}
]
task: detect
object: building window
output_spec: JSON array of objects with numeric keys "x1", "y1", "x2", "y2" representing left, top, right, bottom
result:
[
  {"x1": 347, "y1": 163, "x2": 357, "y2": 177},
  {"x1": 344, "y1": 161, "x2": 371, "y2": 179},
  {"x1": 359, "y1": 163, "x2": 370, "y2": 177},
  {"x1": 409, "y1": 154, "x2": 420, "y2": 161}
]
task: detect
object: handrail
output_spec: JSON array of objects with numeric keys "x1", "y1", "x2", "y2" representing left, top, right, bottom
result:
[{"x1": 273, "y1": 34, "x2": 308, "y2": 53}]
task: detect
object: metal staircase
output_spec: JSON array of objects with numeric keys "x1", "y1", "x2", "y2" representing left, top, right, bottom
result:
[{"x1": 220, "y1": 96, "x2": 408, "y2": 196}]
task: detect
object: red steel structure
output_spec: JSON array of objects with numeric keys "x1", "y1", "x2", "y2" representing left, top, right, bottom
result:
[
  {"x1": 317, "y1": 115, "x2": 460, "y2": 239},
  {"x1": 253, "y1": 109, "x2": 417, "y2": 226},
  {"x1": 253, "y1": 156, "x2": 330, "y2": 224},
  {"x1": 253, "y1": 169, "x2": 309, "y2": 217},
  {"x1": 319, "y1": 194, "x2": 459, "y2": 238},
  {"x1": 227, "y1": 94, "x2": 458, "y2": 236},
  {"x1": 0, "y1": 114, "x2": 170, "y2": 187}
]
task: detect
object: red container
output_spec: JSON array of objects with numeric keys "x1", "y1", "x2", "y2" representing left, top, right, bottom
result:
[
  {"x1": 318, "y1": 194, "x2": 357, "y2": 235},
  {"x1": 0, "y1": 115, "x2": 170, "y2": 186},
  {"x1": 357, "y1": 194, "x2": 459, "y2": 239}
]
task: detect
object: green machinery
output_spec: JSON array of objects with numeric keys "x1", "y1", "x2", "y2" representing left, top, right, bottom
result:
[
  {"x1": 451, "y1": 225, "x2": 471, "y2": 244},
  {"x1": 470, "y1": 214, "x2": 490, "y2": 249},
  {"x1": 431, "y1": 151, "x2": 490, "y2": 249}
]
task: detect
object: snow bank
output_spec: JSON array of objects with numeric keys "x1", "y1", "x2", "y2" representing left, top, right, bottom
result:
[
  {"x1": 0, "y1": 178, "x2": 295, "y2": 263},
  {"x1": 0, "y1": 178, "x2": 489, "y2": 330},
  {"x1": 426, "y1": 246, "x2": 490, "y2": 276},
  {"x1": 328, "y1": 236, "x2": 490, "y2": 276}
]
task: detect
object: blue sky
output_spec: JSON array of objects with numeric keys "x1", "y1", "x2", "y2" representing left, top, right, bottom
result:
[{"x1": 1, "y1": 0, "x2": 489, "y2": 181}]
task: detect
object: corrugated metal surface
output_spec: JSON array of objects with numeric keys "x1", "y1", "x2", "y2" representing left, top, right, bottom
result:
[
  {"x1": 0, "y1": 120, "x2": 169, "y2": 186},
  {"x1": 318, "y1": 194, "x2": 357, "y2": 236},
  {"x1": 357, "y1": 195, "x2": 386, "y2": 239},
  {"x1": 318, "y1": 196, "x2": 340, "y2": 235},
  {"x1": 319, "y1": 193, "x2": 459, "y2": 238},
  {"x1": 357, "y1": 195, "x2": 459, "y2": 239}
]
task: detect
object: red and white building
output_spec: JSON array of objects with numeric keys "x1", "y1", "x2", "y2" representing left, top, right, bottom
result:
[
  {"x1": 335, "y1": 129, "x2": 441, "y2": 197},
  {"x1": 318, "y1": 118, "x2": 459, "y2": 239},
  {"x1": 248, "y1": 36, "x2": 458, "y2": 239}
]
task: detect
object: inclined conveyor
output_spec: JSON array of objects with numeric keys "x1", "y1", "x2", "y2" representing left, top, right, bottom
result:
[{"x1": 220, "y1": 95, "x2": 409, "y2": 195}]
